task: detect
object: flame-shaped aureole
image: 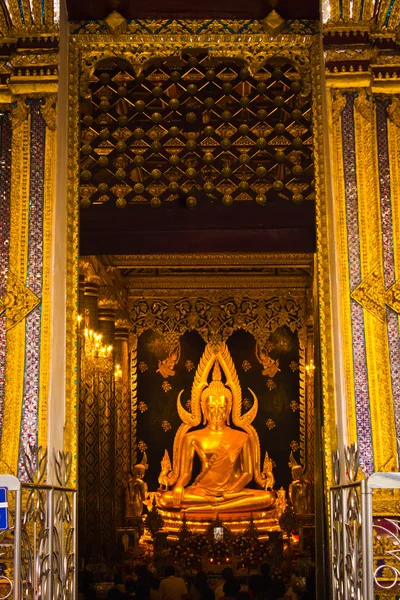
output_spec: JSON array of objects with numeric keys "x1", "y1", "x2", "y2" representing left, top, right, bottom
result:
[{"x1": 168, "y1": 342, "x2": 264, "y2": 487}]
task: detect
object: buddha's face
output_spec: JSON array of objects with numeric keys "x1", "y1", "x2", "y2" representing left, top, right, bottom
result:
[{"x1": 206, "y1": 395, "x2": 229, "y2": 428}]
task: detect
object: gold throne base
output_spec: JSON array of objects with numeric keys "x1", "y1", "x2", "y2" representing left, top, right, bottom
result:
[{"x1": 157, "y1": 506, "x2": 281, "y2": 535}]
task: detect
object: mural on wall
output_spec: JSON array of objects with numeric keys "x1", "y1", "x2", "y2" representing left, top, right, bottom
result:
[{"x1": 136, "y1": 327, "x2": 301, "y2": 493}]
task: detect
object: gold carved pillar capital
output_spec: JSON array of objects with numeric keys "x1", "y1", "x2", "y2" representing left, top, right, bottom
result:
[
  {"x1": 40, "y1": 94, "x2": 57, "y2": 131},
  {"x1": 98, "y1": 306, "x2": 116, "y2": 346},
  {"x1": 10, "y1": 97, "x2": 29, "y2": 129},
  {"x1": 387, "y1": 97, "x2": 400, "y2": 128}
]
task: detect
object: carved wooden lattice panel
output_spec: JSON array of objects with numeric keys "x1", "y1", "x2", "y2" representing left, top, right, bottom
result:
[{"x1": 80, "y1": 52, "x2": 314, "y2": 208}]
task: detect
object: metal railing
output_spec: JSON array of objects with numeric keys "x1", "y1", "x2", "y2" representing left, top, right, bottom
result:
[
  {"x1": 0, "y1": 447, "x2": 76, "y2": 600},
  {"x1": 329, "y1": 445, "x2": 400, "y2": 599}
]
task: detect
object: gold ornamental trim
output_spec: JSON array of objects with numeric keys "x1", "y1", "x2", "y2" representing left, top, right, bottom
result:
[
  {"x1": 0, "y1": 101, "x2": 31, "y2": 473},
  {"x1": 354, "y1": 96, "x2": 397, "y2": 473},
  {"x1": 387, "y1": 111, "x2": 400, "y2": 287},
  {"x1": 351, "y1": 267, "x2": 400, "y2": 317},
  {"x1": 65, "y1": 44, "x2": 80, "y2": 485},
  {"x1": 38, "y1": 111, "x2": 56, "y2": 450},
  {"x1": 328, "y1": 89, "x2": 357, "y2": 447},
  {"x1": 312, "y1": 39, "x2": 337, "y2": 488},
  {"x1": 107, "y1": 253, "x2": 313, "y2": 269},
  {"x1": 0, "y1": 271, "x2": 40, "y2": 330}
]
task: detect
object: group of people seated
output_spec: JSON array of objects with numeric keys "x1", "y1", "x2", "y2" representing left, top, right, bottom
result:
[{"x1": 79, "y1": 563, "x2": 315, "y2": 600}]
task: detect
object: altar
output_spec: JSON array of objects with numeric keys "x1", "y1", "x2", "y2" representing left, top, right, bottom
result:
[{"x1": 77, "y1": 254, "x2": 315, "y2": 582}]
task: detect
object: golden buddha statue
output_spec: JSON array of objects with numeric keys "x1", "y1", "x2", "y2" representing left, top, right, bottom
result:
[{"x1": 157, "y1": 342, "x2": 276, "y2": 517}]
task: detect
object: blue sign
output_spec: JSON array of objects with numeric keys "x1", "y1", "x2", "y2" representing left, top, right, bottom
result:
[{"x1": 0, "y1": 488, "x2": 8, "y2": 530}]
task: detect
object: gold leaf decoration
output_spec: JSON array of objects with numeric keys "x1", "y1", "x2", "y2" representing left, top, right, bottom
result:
[
  {"x1": 0, "y1": 270, "x2": 40, "y2": 331},
  {"x1": 162, "y1": 381, "x2": 172, "y2": 393}
]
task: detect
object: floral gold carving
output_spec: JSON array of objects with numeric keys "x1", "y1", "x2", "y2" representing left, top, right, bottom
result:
[
  {"x1": 129, "y1": 294, "x2": 306, "y2": 351},
  {"x1": 351, "y1": 265, "x2": 400, "y2": 318},
  {"x1": 0, "y1": 271, "x2": 40, "y2": 331},
  {"x1": 40, "y1": 95, "x2": 57, "y2": 131},
  {"x1": 351, "y1": 265, "x2": 386, "y2": 321},
  {"x1": 386, "y1": 281, "x2": 400, "y2": 314},
  {"x1": 387, "y1": 97, "x2": 400, "y2": 128},
  {"x1": 354, "y1": 89, "x2": 373, "y2": 122},
  {"x1": 10, "y1": 98, "x2": 29, "y2": 129},
  {"x1": 331, "y1": 91, "x2": 347, "y2": 122}
]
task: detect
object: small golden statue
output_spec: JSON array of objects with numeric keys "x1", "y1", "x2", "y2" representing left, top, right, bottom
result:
[
  {"x1": 288, "y1": 452, "x2": 311, "y2": 515},
  {"x1": 275, "y1": 486, "x2": 288, "y2": 517},
  {"x1": 157, "y1": 342, "x2": 276, "y2": 517},
  {"x1": 125, "y1": 452, "x2": 149, "y2": 519},
  {"x1": 261, "y1": 451, "x2": 275, "y2": 490},
  {"x1": 158, "y1": 449, "x2": 172, "y2": 490}
]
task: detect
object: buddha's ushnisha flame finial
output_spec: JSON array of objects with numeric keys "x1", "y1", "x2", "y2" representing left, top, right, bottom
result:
[{"x1": 212, "y1": 359, "x2": 222, "y2": 382}]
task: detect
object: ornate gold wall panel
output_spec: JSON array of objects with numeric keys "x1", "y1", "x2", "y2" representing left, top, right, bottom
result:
[
  {"x1": 0, "y1": 97, "x2": 57, "y2": 475},
  {"x1": 388, "y1": 115, "x2": 400, "y2": 284},
  {"x1": 326, "y1": 53, "x2": 400, "y2": 486},
  {"x1": 0, "y1": 98, "x2": 57, "y2": 475},
  {"x1": 1, "y1": 109, "x2": 31, "y2": 472},
  {"x1": 355, "y1": 95, "x2": 396, "y2": 472}
]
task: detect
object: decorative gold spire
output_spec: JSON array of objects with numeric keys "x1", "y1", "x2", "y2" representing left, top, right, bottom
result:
[{"x1": 212, "y1": 360, "x2": 222, "y2": 382}]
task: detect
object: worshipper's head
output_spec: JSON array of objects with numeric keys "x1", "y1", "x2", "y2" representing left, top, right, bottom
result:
[
  {"x1": 223, "y1": 579, "x2": 241, "y2": 598},
  {"x1": 149, "y1": 576, "x2": 160, "y2": 591},
  {"x1": 260, "y1": 563, "x2": 271, "y2": 578},
  {"x1": 125, "y1": 580, "x2": 136, "y2": 595},
  {"x1": 135, "y1": 579, "x2": 150, "y2": 600},
  {"x1": 136, "y1": 565, "x2": 149, "y2": 579},
  {"x1": 194, "y1": 571, "x2": 208, "y2": 590},
  {"x1": 236, "y1": 593, "x2": 251, "y2": 600},
  {"x1": 249, "y1": 575, "x2": 264, "y2": 596},
  {"x1": 222, "y1": 567, "x2": 234, "y2": 582},
  {"x1": 165, "y1": 566, "x2": 175, "y2": 578},
  {"x1": 201, "y1": 588, "x2": 215, "y2": 600},
  {"x1": 107, "y1": 588, "x2": 122, "y2": 600}
]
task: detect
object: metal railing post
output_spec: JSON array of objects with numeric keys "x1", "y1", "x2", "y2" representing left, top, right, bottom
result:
[
  {"x1": 14, "y1": 487, "x2": 21, "y2": 600},
  {"x1": 48, "y1": 488, "x2": 54, "y2": 600},
  {"x1": 360, "y1": 480, "x2": 373, "y2": 600}
]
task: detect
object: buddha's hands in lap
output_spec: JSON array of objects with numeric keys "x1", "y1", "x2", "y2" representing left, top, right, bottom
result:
[{"x1": 173, "y1": 486, "x2": 184, "y2": 508}]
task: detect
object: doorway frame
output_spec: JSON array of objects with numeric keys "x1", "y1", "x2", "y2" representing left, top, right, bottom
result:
[{"x1": 66, "y1": 20, "x2": 337, "y2": 490}]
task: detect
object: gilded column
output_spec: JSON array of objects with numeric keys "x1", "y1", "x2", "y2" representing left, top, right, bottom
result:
[
  {"x1": 114, "y1": 322, "x2": 130, "y2": 526},
  {"x1": 376, "y1": 98, "x2": 400, "y2": 446},
  {"x1": 0, "y1": 110, "x2": 12, "y2": 466},
  {"x1": 98, "y1": 306, "x2": 116, "y2": 558},
  {"x1": 1, "y1": 94, "x2": 57, "y2": 476},
  {"x1": 79, "y1": 280, "x2": 101, "y2": 559},
  {"x1": 325, "y1": 26, "x2": 399, "y2": 477},
  {"x1": 84, "y1": 281, "x2": 100, "y2": 330}
]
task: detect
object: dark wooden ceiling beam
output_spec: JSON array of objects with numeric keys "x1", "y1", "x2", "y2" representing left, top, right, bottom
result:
[{"x1": 66, "y1": 0, "x2": 319, "y2": 22}]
